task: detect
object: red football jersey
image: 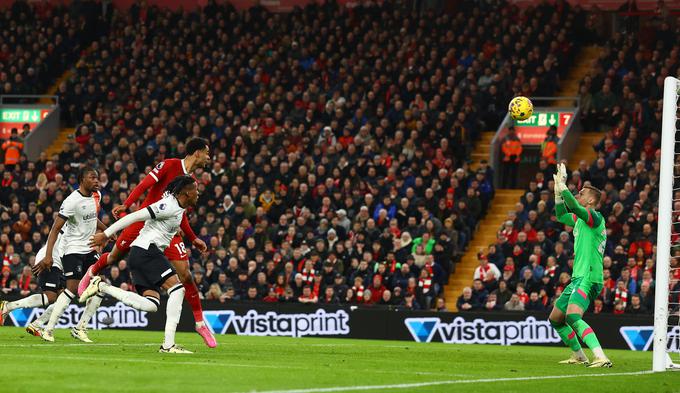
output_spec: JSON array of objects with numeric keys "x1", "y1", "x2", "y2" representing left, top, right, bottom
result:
[{"x1": 124, "y1": 158, "x2": 192, "y2": 209}]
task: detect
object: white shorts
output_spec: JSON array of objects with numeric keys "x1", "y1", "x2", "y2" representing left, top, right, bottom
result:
[{"x1": 36, "y1": 235, "x2": 64, "y2": 270}]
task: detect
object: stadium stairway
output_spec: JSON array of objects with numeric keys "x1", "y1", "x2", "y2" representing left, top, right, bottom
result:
[
  {"x1": 445, "y1": 189, "x2": 524, "y2": 310},
  {"x1": 553, "y1": 45, "x2": 601, "y2": 107},
  {"x1": 40, "y1": 69, "x2": 75, "y2": 158},
  {"x1": 44, "y1": 127, "x2": 74, "y2": 158},
  {"x1": 469, "y1": 131, "x2": 495, "y2": 171}
]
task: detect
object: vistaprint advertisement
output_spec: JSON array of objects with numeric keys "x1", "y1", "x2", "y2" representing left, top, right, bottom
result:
[
  {"x1": 7, "y1": 302, "x2": 148, "y2": 330},
  {"x1": 405, "y1": 316, "x2": 562, "y2": 345},
  {"x1": 1, "y1": 298, "x2": 655, "y2": 350}
]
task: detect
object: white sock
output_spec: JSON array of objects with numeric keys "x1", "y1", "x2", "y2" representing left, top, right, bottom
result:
[
  {"x1": 77, "y1": 295, "x2": 103, "y2": 329},
  {"x1": 34, "y1": 303, "x2": 55, "y2": 326},
  {"x1": 592, "y1": 347, "x2": 606, "y2": 359},
  {"x1": 99, "y1": 282, "x2": 159, "y2": 313},
  {"x1": 574, "y1": 348, "x2": 587, "y2": 359},
  {"x1": 6, "y1": 294, "x2": 47, "y2": 311},
  {"x1": 46, "y1": 290, "x2": 75, "y2": 330},
  {"x1": 163, "y1": 284, "x2": 185, "y2": 349}
]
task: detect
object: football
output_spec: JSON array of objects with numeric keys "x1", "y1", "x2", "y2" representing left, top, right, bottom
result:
[{"x1": 508, "y1": 96, "x2": 534, "y2": 121}]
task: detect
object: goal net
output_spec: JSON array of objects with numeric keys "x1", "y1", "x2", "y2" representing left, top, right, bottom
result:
[{"x1": 654, "y1": 76, "x2": 680, "y2": 371}]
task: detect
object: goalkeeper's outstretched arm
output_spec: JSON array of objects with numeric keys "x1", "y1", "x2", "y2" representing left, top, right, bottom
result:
[
  {"x1": 561, "y1": 188, "x2": 602, "y2": 228},
  {"x1": 555, "y1": 195, "x2": 576, "y2": 226}
]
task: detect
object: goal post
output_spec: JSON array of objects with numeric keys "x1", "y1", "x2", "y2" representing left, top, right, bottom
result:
[{"x1": 653, "y1": 76, "x2": 680, "y2": 372}]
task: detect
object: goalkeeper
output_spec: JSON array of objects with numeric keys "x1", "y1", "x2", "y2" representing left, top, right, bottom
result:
[{"x1": 548, "y1": 163, "x2": 612, "y2": 368}]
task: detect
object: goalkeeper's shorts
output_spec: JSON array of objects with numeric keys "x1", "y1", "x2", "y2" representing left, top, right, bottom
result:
[{"x1": 555, "y1": 277, "x2": 603, "y2": 313}]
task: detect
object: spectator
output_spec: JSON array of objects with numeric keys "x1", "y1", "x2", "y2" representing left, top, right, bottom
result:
[
  {"x1": 483, "y1": 293, "x2": 503, "y2": 311},
  {"x1": 456, "y1": 287, "x2": 480, "y2": 311},
  {"x1": 504, "y1": 293, "x2": 526, "y2": 311}
]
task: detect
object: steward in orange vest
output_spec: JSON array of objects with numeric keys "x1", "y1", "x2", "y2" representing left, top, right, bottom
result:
[{"x1": 541, "y1": 125, "x2": 558, "y2": 167}]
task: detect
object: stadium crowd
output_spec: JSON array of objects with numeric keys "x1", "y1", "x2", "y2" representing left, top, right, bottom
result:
[
  {"x1": 0, "y1": 0, "x2": 629, "y2": 313},
  {"x1": 0, "y1": 0, "x2": 107, "y2": 97},
  {"x1": 458, "y1": 14, "x2": 680, "y2": 315}
]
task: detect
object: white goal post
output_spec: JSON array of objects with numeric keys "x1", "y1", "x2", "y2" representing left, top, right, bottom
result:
[{"x1": 653, "y1": 76, "x2": 680, "y2": 371}]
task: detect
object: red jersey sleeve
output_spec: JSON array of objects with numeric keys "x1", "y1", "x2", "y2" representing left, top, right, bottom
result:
[
  {"x1": 180, "y1": 212, "x2": 197, "y2": 243},
  {"x1": 124, "y1": 160, "x2": 176, "y2": 208},
  {"x1": 124, "y1": 172, "x2": 158, "y2": 208}
]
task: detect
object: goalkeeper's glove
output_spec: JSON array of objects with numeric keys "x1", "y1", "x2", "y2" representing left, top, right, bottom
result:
[
  {"x1": 558, "y1": 162, "x2": 568, "y2": 183},
  {"x1": 553, "y1": 174, "x2": 564, "y2": 203}
]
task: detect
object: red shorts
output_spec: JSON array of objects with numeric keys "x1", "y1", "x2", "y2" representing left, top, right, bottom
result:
[{"x1": 116, "y1": 222, "x2": 189, "y2": 262}]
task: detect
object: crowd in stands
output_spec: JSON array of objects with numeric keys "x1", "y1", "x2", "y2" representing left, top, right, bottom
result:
[
  {"x1": 0, "y1": 0, "x2": 107, "y2": 97},
  {"x1": 458, "y1": 13, "x2": 680, "y2": 315},
  {"x1": 0, "y1": 0, "x2": 611, "y2": 312}
]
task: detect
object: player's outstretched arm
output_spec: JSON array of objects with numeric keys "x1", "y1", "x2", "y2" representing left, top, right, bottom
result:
[
  {"x1": 553, "y1": 175, "x2": 576, "y2": 227},
  {"x1": 89, "y1": 208, "x2": 152, "y2": 248},
  {"x1": 117, "y1": 171, "x2": 159, "y2": 217}
]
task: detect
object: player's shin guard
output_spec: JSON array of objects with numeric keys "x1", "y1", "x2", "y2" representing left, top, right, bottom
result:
[
  {"x1": 77, "y1": 294, "x2": 103, "y2": 329},
  {"x1": 566, "y1": 313, "x2": 602, "y2": 351},
  {"x1": 6, "y1": 293, "x2": 48, "y2": 312},
  {"x1": 99, "y1": 282, "x2": 159, "y2": 313},
  {"x1": 164, "y1": 284, "x2": 185, "y2": 349},
  {"x1": 183, "y1": 280, "x2": 204, "y2": 323},
  {"x1": 46, "y1": 289, "x2": 75, "y2": 330},
  {"x1": 90, "y1": 252, "x2": 110, "y2": 275},
  {"x1": 550, "y1": 319, "x2": 582, "y2": 352}
]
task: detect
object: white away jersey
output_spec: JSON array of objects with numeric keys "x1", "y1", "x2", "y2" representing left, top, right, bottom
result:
[
  {"x1": 132, "y1": 195, "x2": 185, "y2": 251},
  {"x1": 36, "y1": 233, "x2": 64, "y2": 269},
  {"x1": 58, "y1": 190, "x2": 100, "y2": 255}
]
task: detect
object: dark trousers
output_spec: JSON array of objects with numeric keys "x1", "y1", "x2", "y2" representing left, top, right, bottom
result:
[{"x1": 502, "y1": 162, "x2": 519, "y2": 189}]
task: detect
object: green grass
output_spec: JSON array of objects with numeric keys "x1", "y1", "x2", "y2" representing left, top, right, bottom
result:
[{"x1": 0, "y1": 327, "x2": 678, "y2": 393}]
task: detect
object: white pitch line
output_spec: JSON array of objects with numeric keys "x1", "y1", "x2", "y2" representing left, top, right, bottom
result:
[
  {"x1": 0, "y1": 342, "x2": 157, "y2": 348},
  {"x1": 0, "y1": 352, "x2": 467, "y2": 378},
  {"x1": 242, "y1": 370, "x2": 656, "y2": 393}
]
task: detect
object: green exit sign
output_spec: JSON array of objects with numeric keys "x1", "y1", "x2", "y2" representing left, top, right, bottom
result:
[
  {"x1": 1, "y1": 109, "x2": 42, "y2": 123},
  {"x1": 515, "y1": 112, "x2": 561, "y2": 127}
]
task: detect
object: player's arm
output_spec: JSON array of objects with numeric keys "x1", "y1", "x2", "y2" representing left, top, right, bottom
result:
[
  {"x1": 90, "y1": 208, "x2": 152, "y2": 247},
  {"x1": 181, "y1": 213, "x2": 207, "y2": 253},
  {"x1": 555, "y1": 201, "x2": 576, "y2": 226},
  {"x1": 33, "y1": 212, "x2": 68, "y2": 275},
  {"x1": 113, "y1": 173, "x2": 158, "y2": 218},
  {"x1": 561, "y1": 188, "x2": 602, "y2": 228}
]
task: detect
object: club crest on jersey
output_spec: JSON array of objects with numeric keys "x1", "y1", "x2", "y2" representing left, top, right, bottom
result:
[
  {"x1": 156, "y1": 162, "x2": 164, "y2": 170},
  {"x1": 159, "y1": 203, "x2": 166, "y2": 210}
]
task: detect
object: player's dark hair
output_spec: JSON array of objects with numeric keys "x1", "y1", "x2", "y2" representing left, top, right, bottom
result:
[
  {"x1": 185, "y1": 137, "x2": 209, "y2": 155},
  {"x1": 583, "y1": 185, "x2": 602, "y2": 204},
  {"x1": 78, "y1": 166, "x2": 98, "y2": 183},
  {"x1": 166, "y1": 175, "x2": 196, "y2": 196}
]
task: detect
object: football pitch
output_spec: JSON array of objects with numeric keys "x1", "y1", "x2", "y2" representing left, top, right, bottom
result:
[{"x1": 1, "y1": 328, "x2": 678, "y2": 393}]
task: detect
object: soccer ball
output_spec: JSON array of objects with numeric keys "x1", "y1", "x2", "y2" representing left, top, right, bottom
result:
[{"x1": 508, "y1": 96, "x2": 533, "y2": 121}]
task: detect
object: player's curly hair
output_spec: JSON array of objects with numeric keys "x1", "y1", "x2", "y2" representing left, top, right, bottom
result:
[
  {"x1": 165, "y1": 175, "x2": 196, "y2": 196},
  {"x1": 186, "y1": 137, "x2": 209, "y2": 155},
  {"x1": 77, "y1": 166, "x2": 98, "y2": 183}
]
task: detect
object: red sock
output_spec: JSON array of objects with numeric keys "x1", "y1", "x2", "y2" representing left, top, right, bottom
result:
[
  {"x1": 183, "y1": 280, "x2": 204, "y2": 323},
  {"x1": 91, "y1": 252, "x2": 109, "y2": 275}
]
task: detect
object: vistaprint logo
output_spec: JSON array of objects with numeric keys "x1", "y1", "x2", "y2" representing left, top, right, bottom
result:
[
  {"x1": 405, "y1": 316, "x2": 561, "y2": 345},
  {"x1": 203, "y1": 309, "x2": 350, "y2": 338},
  {"x1": 620, "y1": 326, "x2": 654, "y2": 351},
  {"x1": 9, "y1": 302, "x2": 148, "y2": 330}
]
